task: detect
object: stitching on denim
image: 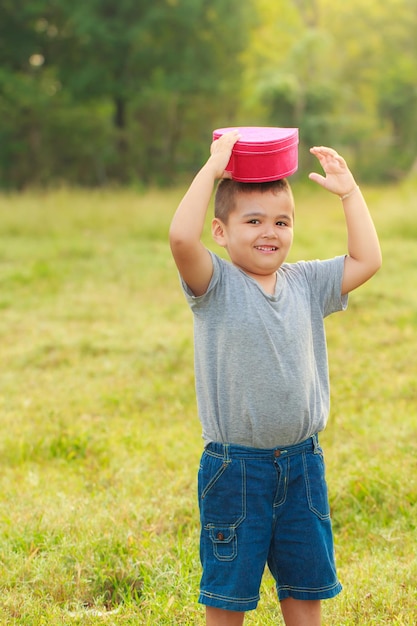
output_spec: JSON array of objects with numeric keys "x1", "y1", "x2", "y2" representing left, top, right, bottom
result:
[
  {"x1": 302, "y1": 451, "x2": 330, "y2": 520},
  {"x1": 201, "y1": 460, "x2": 230, "y2": 500},
  {"x1": 209, "y1": 527, "x2": 238, "y2": 561},
  {"x1": 273, "y1": 458, "x2": 288, "y2": 508},
  {"x1": 277, "y1": 580, "x2": 342, "y2": 593},
  {"x1": 203, "y1": 459, "x2": 247, "y2": 526},
  {"x1": 199, "y1": 590, "x2": 260, "y2": 604}
]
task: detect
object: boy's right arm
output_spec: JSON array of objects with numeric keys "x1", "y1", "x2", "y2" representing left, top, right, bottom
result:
[{"x1": 169, "y1": 130, "x2": 240, "y2": 296}]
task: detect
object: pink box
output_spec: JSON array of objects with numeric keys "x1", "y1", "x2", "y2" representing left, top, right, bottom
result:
[{"x1": 212, "y1": 127, "x2": 299, "y2": 182}]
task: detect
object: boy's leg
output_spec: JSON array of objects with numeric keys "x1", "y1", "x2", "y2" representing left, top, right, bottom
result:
[
  {"x1": 280, "y1": 598, "x2": 321, "y2": 626},
  {"x1": 206, "y1": 607, "x2": 245, "y2": 626},
  {"x1": 199, "y1": 445, "x2": 276, "y2": 616},
  {"x1": 268, "y1": 439, "x2": 341, "y2": 621}
]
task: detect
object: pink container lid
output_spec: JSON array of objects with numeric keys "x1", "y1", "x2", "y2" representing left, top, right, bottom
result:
[{"x1": 212, "y1": 126, "x2": 299, "y2": 182}]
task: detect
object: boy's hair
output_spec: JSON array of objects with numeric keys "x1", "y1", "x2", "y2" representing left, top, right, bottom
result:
[{"x1": 214, "y1": 179, "x2": 293, "y2": 224}]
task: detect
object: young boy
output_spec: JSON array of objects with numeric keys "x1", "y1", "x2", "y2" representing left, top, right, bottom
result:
[{"x1": 169, "y1": 130, "x2": 381, "y2": 626}]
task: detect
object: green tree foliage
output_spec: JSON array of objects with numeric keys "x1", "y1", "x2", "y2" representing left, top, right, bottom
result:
[
  {"x1": 242, "y1": 0, "x2": 417, "y2": 180},
  {"x1": 318, "y1": 0, "x2": 417, "y2": 179},
  {"x1": 0, "y1": 0, "x2": 252, "y2": 187},
  {"x1": 0, "y1": 0, "x2": 416, "y2": 187}
]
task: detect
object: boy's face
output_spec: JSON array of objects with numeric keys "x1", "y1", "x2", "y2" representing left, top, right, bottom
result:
[{"x1": 212, "y1": 189, "x2": 294, "y2": 281}]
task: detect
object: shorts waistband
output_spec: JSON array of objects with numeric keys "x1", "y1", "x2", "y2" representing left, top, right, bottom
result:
[{"x1": 205, "y1": 435, "x2": 321, "y2": 460}]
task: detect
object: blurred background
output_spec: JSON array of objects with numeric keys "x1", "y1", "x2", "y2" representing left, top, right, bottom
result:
[{"x1": 1, "y1": 0, "x2": 416, "y2": 189}]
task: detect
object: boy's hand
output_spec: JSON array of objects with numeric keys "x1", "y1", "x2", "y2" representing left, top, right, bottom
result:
[
  {"x1": 309, "y1": 146, "x2": 357, "y2": 197},
  {"x1": 208, "y1": 130, "x2": 241, "y2": 179}
]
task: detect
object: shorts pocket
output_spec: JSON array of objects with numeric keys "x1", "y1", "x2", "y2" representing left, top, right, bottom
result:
[
  {"x1": 302, "y1": 451, "x2": 331, "y2": 520},
  {"x1": 208, "y1": 526, "x2": 237, "y2": 561},
  {"x1": 198, "y1": 451, "x2": 246, "y2": 526}
]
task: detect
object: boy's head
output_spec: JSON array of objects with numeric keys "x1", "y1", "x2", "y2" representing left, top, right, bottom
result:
[
  {"x1": 214, "y1": 178, "x2": 294, "y2": 224},
  {"x1": 211, "y1": 178, "x2": 295, "y2": 281}
]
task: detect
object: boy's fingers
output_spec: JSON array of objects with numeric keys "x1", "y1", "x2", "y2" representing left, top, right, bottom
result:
[
  {"x1": 308, "y1": 172, "x2": 326, "y2": 186},
  {"x1": 216, "y1": 130, "x2": 241, "y2": 145},
  {"x1": 310, "y1": 146, "x2": 338, "y2": 156}
]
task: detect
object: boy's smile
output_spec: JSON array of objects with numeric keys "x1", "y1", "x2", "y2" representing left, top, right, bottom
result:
[{"x1": 212, "y1": 189, "x2": 294, "y2": 288}]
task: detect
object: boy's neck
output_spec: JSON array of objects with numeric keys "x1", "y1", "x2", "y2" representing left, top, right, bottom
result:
[{"x1": 243, "y1": 270, "x2": 277, "y2": 294}]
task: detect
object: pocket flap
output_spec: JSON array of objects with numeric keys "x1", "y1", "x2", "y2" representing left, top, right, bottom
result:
[{"x1": 209, "y1": 526, "x2": 236, "y2": 544}]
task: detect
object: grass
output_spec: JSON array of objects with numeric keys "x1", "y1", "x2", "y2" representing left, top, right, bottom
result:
[{"x1": 0, "y1": 179, "x2": 416, "y2": 624}]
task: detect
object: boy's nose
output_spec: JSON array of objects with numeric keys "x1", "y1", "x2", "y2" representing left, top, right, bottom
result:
[{"x1": 262, "y1": 226, "x2": 276, "y2": 238}]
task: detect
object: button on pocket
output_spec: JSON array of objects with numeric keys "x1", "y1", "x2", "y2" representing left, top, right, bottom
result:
[{"x1": 209, "y1": 526, "x2": 237, "y2": 561}]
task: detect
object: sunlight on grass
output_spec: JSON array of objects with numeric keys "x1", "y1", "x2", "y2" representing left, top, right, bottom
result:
[{"x1": 0, "y1": 182, "x2": 416, "y2": 624}]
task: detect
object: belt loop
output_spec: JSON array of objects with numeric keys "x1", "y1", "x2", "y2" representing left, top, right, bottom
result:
[
  {"x1": 312, "y1": 434, "x2": 319, "y2": 454},
  {"x1": 223, "y1": 443, "x2": 230, "y2": 462}
]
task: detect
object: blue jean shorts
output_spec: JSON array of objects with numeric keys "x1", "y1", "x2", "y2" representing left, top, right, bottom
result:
[{"x1": 198, "y1": 435, "x2": 342, "y2": 612}]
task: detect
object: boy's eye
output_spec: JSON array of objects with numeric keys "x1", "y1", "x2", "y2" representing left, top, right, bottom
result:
[{"x1": 246, "y1": 219, "x2": 290, "y2": 226}]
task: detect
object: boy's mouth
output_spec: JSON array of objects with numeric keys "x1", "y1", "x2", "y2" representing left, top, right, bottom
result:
[{"x1": 255, "y1": 245, "x2": 278, "y2": 252}]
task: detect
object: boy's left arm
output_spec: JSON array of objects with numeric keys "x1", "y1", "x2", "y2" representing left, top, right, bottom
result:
[{"x1": 309, "y1": 146, "x2": 382, "y2": 295}]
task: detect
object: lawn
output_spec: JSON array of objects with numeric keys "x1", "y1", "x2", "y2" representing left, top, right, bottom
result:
[{"x1": 0, "y1": 180, "x2": 416, "y2": 624}]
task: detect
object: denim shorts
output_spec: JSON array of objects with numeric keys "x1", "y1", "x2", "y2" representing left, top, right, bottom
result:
[{"x1": 198, "y1": 435, "x2": 342, "y2": 612}]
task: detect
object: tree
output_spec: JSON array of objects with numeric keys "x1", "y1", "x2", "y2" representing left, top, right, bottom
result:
[
  {"x1": 0, "y1": 0, "x2": 253, "y2": 186},
  {"x1": 240, "y1": 0, "x2": 417, "y2": 180}
]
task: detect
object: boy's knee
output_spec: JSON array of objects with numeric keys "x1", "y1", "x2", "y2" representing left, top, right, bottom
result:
[{"x1": 205, "y1": 606, "x2": 245, "y2": 626}]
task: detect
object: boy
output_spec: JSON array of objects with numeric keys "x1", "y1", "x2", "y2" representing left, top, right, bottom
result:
[{"x1": 169, "y1": 130, "x2": 381, "y2": 626}]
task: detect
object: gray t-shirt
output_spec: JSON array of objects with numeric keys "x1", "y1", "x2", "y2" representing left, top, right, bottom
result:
[{"x1": 182, "y1": 251, "x2": 348, "y2": 448}]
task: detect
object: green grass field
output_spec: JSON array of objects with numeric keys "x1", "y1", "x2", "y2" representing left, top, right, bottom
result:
[{"x1": 0, "y1": 180, "x2": 416, "y2": 625}]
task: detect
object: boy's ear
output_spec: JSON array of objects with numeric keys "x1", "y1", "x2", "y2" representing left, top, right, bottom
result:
[{"x1": 211, "y1": 218, "x2": 227, "y2": 246}]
